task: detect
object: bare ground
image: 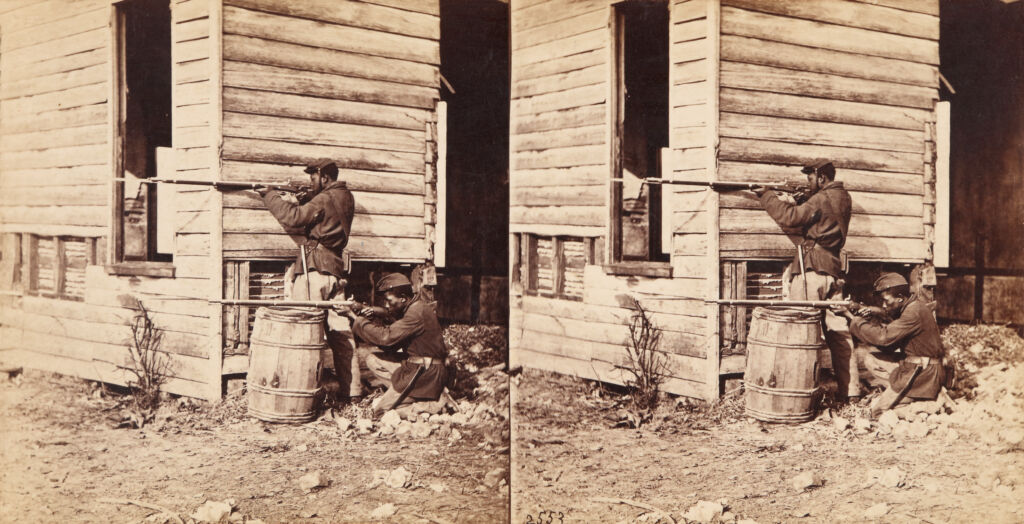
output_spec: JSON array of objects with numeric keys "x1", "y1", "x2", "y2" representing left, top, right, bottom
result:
[
  {"x1": 511, "y1": 369, "x2": 1024, "y2": 524},
  {"x1": 0, "y1": 369, "x2": 509, "y2": 524}
]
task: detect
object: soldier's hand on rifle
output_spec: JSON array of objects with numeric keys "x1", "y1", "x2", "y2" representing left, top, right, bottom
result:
[
  {"x1": 254, "y1": 185, "x2": 271, "y2": 197},
  {"x1": 831, "y1": 304, "x2": 854, "y2": 319},
  {"x1": 333, "y1": 304, "x2": 356, "y2": 319},
  {"x1": 750, "y1": 185, "x2": 769, "y2": 197}
]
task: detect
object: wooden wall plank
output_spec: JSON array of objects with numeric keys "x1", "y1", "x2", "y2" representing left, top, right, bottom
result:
[
  {"x1": 223, "y1": 61, "x2": 437, "y2": 109},
  {"x1": 222, "y1": 137, "x2": 425, "y2": 174},
  {"x1": 223, "y1": 112, "x2": 426, "y2": 154},
  {"x1": 223, "y1": 5, "x2": 439, "y2": 64},
  {"x1": 718, "y1": 161, "x2": 923, "y2": 195},
  {"x1": 512, "y1": 125, "x2": 605, "y2": 152},
  {"x1": 510, "y1": 185, "x2": 605, "y2": 207},
  {"x1": 719, "y1": 137, "x2": 924, "y2": 174},
  {"x1": 516, "y1": 28, "x2": 605, "y2": 67},
  {"x1": 718, "y1": 208, "x2": 923, "y2": 238},
  {"x1": 721, "y1": 0, "x2": 938, "y2": 40},
  {"x1": 720, "y1": 62, "x2": 936, "y2": 110},
  {"x1": 719, "y1": 233, "x2": 926, "y2": 261},
  {"x1": 515, "y1": 7, "x2": 606, "y2": 50},
  {"x1": 222, "y1": 233, "x2": 426, "y2": 260},
  {"x1": 3, "y1": 27, "x2": 108, "y2": 71},
  {"x1": 720, "y1": 6, "x2": 938, "y2": 65},
  {"x1": 1, "y1": 124, "x2": 107, "y2": 153},
  {"x1": 513, "y1": 63, "x2": 606, "y2": 99},
  {"x1": 223, "y1": 34, "x2": 438, "y2": 88},
  {"x1": 221, "y1": 161, "x2": 425, "y2": 195},
  {"x1": 223, "y1": 208, "x2": 425, "y2": 238},
  {"x1": 510, "y1": 206, "x2": 604, "y2": 227},
  {"x1": 512, "y1": 83, "x2": 607, "y2": 116},
  {"x1": 720, "y1": 112, "x2": 924, "y2": 154},
  {"x1": 719, "y1": 190, "x2": 923, "y2": 218},
  {"x1": 222, "y1": 189, "x2": 424, "y2": 217},
  {"x1": 223, "y1": 0, "x2": 439, "y2": 40},
  {"x1": 719, "y1": 88, "x2": 931, "y2": 131},
  {"x1": 512, "y1": 165, "x2": 606, "y2": 188},
  {"x1": 223, "y1": 87, "x2": 428, "y2": 131},
  {"x1": 721, "y1": 35, "x2": 937, "y2": 88},
  {"x1": 513, "y1": 144, "x2": 606, "y2": 170},
  {"x1": 512, "y1": 0, "x2": 604, "y2": 32},
  {"x1": 516, "y1": 48, "x2": 605, "y2": 82},
  {"x1": 513, "y1": 105, "x2": 605, "y2": 135}
]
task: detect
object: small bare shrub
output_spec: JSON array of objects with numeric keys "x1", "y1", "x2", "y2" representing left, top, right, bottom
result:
[
  {"x1": 618, "y1": 299, "x2": 669, "y2": 424},
  {"x1": 120, "y1": 300, "x2": 170, "y2": 426}
]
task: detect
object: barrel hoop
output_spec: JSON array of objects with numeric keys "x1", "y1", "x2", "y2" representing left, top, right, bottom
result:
[
  {"x1": 745, "y1": 381, "x2": 820, "y2": 397},
  {"x1": 249, "y1": 382, "x2": 322, "y2": 397},
  {"x1": 746, "y1": 338, "x2": 825, "y2": 350},
  {"x1": 249, "y1": 339, "x2": 326, "y2": 351},
  {"x1": 248, "y1": 406, "x2": 316, "y2": 423},
  {"x1": 745, "y1": 406, "x2": 815, "y2": 422}
]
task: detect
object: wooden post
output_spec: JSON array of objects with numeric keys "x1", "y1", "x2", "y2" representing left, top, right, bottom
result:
[
  {"x1": 53, "y1": 237, "x2": 66, "y2": 299},
  {"x1": 206, "y1": 0, "x2": 226, "y2": 401},
  {"x1": 703, "y1": 0, "x2": 723, "y2": 401}
]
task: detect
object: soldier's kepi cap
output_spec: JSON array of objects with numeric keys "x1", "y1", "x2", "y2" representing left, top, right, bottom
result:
[
  {"x1": 873, "y1": 272, "x2": 909, "y2": 293},
  {"x1": 376, "y1": 273, "x2": 412, "y2": 293},
  {"x1": 304, "y1": 158, "x2": 338, "y2": 177},
  {"x1": 801, "y1": 159, "x2": 835, "y2": 178}
]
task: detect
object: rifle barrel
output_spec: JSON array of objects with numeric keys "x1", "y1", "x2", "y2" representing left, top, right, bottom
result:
[
  {"x1": 113, "y1": 178, "x2": 301, "y2": 192},
  {"x1": 610, "y1": 178, "x2": 797, "y2": 191},
  {"x1": 212, "y1": 299, "x2": 355, "y2": 308},
  {"x1": 709, "y1": 299, "x2": 852, "y2": 308}
]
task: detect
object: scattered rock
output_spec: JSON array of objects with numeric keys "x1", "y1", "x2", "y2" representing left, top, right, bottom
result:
[
  {"x1": 893, "y1": 420, "x2": 912, "y2": 438},
  {"x1": 790, "y1": 443, "x2": 805, "y2": 452},
  {"x1": 294, "y1": 444, "x2": 308, "y2": 452},
  {"x1": 395, "y1": 420, "x2": 414, "y2": 437},
  {"x1": 383, "y1": 466, "x2": 412, "y2": 489},
  {"x1": 683, "y1": 500, "x2": 724, "y2": 523},
  {"x1": 737, "y1": 519, "x2": 759, "y2": 524},
  {"x1": 379, "y1": 410, "x2": 402, "y2": 429},
  {"x1": 335, "y1": 417, "x2": 351, "y2": 433},
  {"x1": 791, "y1": 471, "x2": 824, "y2": 491},
  {"x1": 792, "y1": 507, "x2": 811, "y2": 518},
  {"x1": 298, "y1": 506, "x2": 318, "y2": 518},
  {"x1": 484, "y1": 467, "x2": 507, "y2": 488},
  {"x1": 864, "y1": 503, "x2": 890, "y2": 519},
  {"x1": 944, "y1": 429, "x2": 960, "y2": 443},
  {"x1": 878, "y1": 467, "x2": 907, "y2": 488},
  {"x1": 877, "y1": 411, "x2": 900, "y2": 430},
  {"x1": 833, "y1": 415, "x2": 850, "y2": 432},
  {"x1": 355, "y1": 418, "x2": 373, "y2": 434},
  {"x1": 429, "y1": 482, "x2": 446, "y2": 493},
  {"x1": 191, "y1": 500, "x2": 232, "y2": 523},
  {"x1": 853, "y1": 417, "x2": 872, "y2": 433},
  {"x1": 994, "y1": 485, "x2": 1015, "y2": 497},
  {"x1": 369, "y1": 503, "x2": 397, "y2": 519},
  {"x1": 448, "y1": 428, "x2": 463, "y2": 442},
  {"x1": 411, "y1": 421, "x2": 433, "y2": 439},
  {"x1": 297, "y1": 471, "x2": 328, "y2": 492},
  {"x1": 908, "y1": 421, "x2": 930, "y2": 439}
]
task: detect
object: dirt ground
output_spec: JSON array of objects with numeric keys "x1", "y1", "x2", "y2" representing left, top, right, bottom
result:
[
  {"x1": 0, "y1": 323, "x2": 511, "y2": 524},
  {"x1": 511, "y1": 366, "x2": 1024, "y2": 524}
]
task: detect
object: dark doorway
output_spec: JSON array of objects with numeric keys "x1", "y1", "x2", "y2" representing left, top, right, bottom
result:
[{"x1": 438, "y1": 0, "x2": 510, "y2": 323}]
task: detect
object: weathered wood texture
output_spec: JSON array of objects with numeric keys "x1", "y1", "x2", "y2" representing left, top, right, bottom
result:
[
  {"x1": 219, "y1": 0, "x2": 439, "y2": 261},
  {"x1": 0, "y1": 1, "x2": 110, "y2": 233},
  {"x1": 509, "y1": 0, "x2": 608, "y2": 233},
  {"x1": 716, "y1": 1, "x2": 939, "y2": 261}
]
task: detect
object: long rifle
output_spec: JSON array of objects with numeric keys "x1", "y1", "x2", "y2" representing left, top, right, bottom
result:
[
  {"x1": 611, "y1": 178, "x2": 807, "y2": 193},
  {"x1": 708, "y1": 299, "x2": 856, "y2": 308},
  {"x1": 114, "y1": 178, "x2": 308, "y2": 193},
  {"x1": 212, "y1": 299, "x2": 356, "y2": 308}
]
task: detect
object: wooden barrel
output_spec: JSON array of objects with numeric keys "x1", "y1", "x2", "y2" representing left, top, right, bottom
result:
[
  {"x1": 248, "y1": 307, "x2": 325, "y2": 423},
  {"x1": 744, "y1": 307, "x2": 824, "y2": 423}
]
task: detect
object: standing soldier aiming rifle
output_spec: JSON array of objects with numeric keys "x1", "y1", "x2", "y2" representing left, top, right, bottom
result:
[
  {"x1": 752, "y1": 160, "x2": 861, "y2": 402},
  {"x1": 254, "y1": 158, "x2": 362, "y2": 401}
]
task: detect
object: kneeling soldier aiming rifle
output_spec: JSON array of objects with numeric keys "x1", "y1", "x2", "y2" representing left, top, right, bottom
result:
[{"x1": 336, "y1": 273, "x2": 449, "y2": 417}]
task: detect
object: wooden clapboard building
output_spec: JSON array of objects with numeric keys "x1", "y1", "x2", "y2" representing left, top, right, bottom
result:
[
  {"x1": 508, "y1": 0, "x2": 943, "y2": 400},
  {"x1": 0, "y1": 0, "x2": 509, "y2": 400}
]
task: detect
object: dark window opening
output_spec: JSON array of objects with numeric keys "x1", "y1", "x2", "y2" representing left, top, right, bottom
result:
[
  {"x1": 114, "y1": 0, "x2": 172, "y2": 263},
  {"x1": 611, "y1": 1, "x2": 670, "y2": 264}
]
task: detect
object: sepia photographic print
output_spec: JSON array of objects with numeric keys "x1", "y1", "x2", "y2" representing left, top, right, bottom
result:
[{"x1": 1, "y1": 0, "x2": 1022, "y2": 523}]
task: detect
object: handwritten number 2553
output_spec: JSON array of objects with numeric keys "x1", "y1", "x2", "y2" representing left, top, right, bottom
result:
[{"x1": 526, "y1": 510, "x2": 564, "y2": 524}]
